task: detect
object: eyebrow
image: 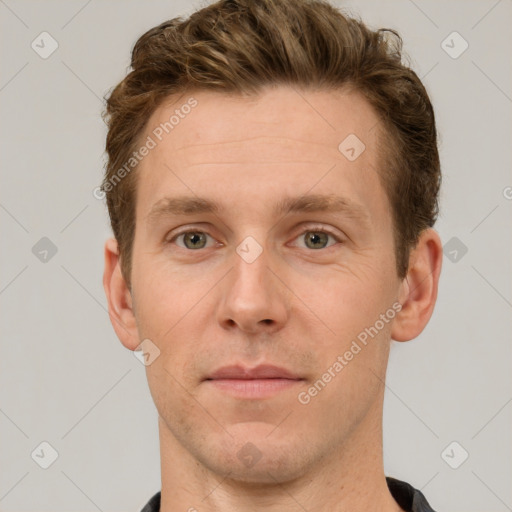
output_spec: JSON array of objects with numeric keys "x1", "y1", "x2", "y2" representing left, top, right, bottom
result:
[{"x1": 145, "y1": 193, "x2": 371, "y2": 227}]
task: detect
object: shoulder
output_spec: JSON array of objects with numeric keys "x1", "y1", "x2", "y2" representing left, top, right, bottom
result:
[
  {"x1": 386, "y1": 476, "x2": 438, "y2": 512},
  {"x1": 140, "y1": 490, "x2": 161, "y2": 512}
]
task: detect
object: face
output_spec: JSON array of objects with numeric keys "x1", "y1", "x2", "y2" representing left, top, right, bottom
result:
[{"x1": 124, "y1": 86, "x2": 407, "y2": 482}]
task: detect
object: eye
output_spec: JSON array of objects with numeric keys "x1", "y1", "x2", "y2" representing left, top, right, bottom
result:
[
  {"x1": 293, "y1": 228, "x2": 341, "y2": 250},
  {"x1": 167, "y1": 227, "x2": 342, "y2": 251},
  {"x1": 170, "y1": 231, "x2": 216, "y2": 250}
]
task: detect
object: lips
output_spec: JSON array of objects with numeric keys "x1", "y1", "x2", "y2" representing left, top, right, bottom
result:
[
  {"x1": 203, "y1": 364, "x2": 304, "y2": 399},
  {"x1": 205, "y1": 364, "x2": 302, "y2": 381},
  {"x1": 204, "y1": 364, "x2": 303, "y2": 399}
]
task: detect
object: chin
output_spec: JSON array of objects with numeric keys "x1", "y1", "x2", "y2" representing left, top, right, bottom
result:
[
  {"x1": 202, "y1": 427, "x2": 315, "y2": 484},
  {"x1": 212, "y1": 454, "x2": 307, "y2": 486}
]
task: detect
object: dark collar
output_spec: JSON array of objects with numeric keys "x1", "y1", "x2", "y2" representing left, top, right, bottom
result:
[{"x1": 141, "y1": 476, "x2": 437, "y2": 512}]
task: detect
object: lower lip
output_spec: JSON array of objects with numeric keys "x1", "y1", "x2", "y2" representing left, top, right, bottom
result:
[{"x1": 205, "y1": 378, "x2": 302, "y2": 399}]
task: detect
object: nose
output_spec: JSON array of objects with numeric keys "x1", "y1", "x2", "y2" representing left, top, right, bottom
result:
[{"x1": 216, "y1": 242, "x2": 289, "y2": 335}]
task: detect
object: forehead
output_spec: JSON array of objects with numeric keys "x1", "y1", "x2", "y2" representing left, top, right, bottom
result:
[
  {"x1": 134, "y1": 85, "x2": 387, "y2": 223},
  {"x1": 146, "y1": 86, "x2": 379, "y2": 161}
]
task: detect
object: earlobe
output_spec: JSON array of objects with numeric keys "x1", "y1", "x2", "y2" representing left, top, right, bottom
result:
[
  {"x1": 391, "y1": 228, "x2": 443, "y2": 342},
  {"x1": 103, "y1": 238, "x2": 139, "y2": 350}
]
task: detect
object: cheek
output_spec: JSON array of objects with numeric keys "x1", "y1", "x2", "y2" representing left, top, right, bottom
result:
[
  {"x1": 145, "y1": 361, "x2": 206, "y2": 441},
  {"x1": 292, "y1": 265, "x2": 397, "y2": 403},
  {"x1": 131, "y1": 254, "x2": 205, "y2": 336},
  {"x1": 298, "y1": 266, "x2": 391, "y2": 338}
]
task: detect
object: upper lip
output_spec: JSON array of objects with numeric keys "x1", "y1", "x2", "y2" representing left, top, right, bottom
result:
[{"x1": 206, "y1": 364, "x2": 302, "y2": 380}]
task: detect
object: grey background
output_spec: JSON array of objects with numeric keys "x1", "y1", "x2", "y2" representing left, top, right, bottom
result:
[{"x1": 0, "y1": 0, "x2": 511, "y2": 510}]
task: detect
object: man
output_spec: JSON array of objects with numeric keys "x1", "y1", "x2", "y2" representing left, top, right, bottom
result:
[{"x1": 101, "y1": 0, "x2": 443, "y2": 510}]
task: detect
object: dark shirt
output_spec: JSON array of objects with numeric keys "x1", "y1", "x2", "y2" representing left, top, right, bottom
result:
[{"x1": 140, "y1": 476, "x2": 437, "y2": 511}]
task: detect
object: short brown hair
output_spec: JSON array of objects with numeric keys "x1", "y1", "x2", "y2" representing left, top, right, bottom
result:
[{"x1": 102, "y1": 0, "x2": 440, "y2": 288}]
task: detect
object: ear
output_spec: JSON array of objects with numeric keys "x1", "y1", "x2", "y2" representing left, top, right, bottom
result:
[
  {"x1": 391, "y1": 228, "x2": 443, "y2": 342},
  {"x1": 103, "y1": 238, "x2": 139, "y2": 350}
]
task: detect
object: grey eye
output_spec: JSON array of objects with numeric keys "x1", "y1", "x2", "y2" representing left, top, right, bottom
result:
[
  {"x1": 182, "y1": 232, "x2": 208, "y2": 249},
  {"x1": 303, "y1": 231, "x2": 330, "y2": 249}
]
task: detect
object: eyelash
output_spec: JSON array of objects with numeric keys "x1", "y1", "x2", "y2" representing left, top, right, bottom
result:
[{"x1": 167, "y1": 226, "x2": 343, "y2": 251}]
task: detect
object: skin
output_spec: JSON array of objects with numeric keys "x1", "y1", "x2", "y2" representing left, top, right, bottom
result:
[{"x1": 103, "y1": 85, "x2": 442, "y2": 512}]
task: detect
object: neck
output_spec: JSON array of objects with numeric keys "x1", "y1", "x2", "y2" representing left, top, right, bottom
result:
[{"x1": 158, "y1": 398, "x2": 403, "y2": 512}]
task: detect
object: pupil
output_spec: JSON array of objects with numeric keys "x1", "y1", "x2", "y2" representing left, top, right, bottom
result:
[
  {"x1": 308, "y1": 232, "x2": 327, "y2": 249},
  {"x1": 186, "y1": 232, "x2": 205, "y2": 249}
]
